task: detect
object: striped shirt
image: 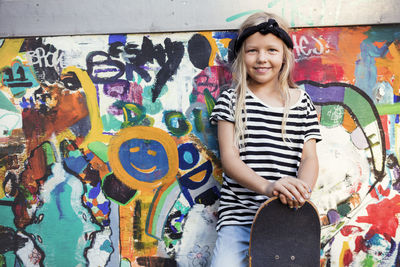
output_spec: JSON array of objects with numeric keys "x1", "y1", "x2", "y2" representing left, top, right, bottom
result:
[{"x1": 210, "y1": 87, "x2": 322, "y2": 231}]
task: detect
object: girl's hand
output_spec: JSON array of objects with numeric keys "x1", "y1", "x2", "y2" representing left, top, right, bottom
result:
[
  {"x1": 277, "y1": 193, "x2": 307, "y2": 209},
  {"x1": 266, "y1": 176, "x2": 311, "y2": 208}
]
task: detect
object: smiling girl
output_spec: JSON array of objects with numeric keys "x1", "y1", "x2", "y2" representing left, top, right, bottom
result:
[{"x1": 209, "y1": 12, "x2": 322, "y2": 266}]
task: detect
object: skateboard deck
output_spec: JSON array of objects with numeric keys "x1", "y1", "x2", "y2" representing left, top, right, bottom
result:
[{"x1": 249, "y1": 196, "x2": 321, "y2": 267}]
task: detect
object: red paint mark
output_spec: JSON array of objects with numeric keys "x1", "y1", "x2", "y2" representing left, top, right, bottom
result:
[
  {"x1": 355, "y1": 235, "x2": 368, "y2": 253},
  {"x1": 379, "y1": 115, "x2": 390, "y2": 150},
  {"x1": 370, "y1": 188, "x2": 379, "y2": 200},
  {"x1": 341, "y1": 225, "x2": 363, "y2": 236},
  {"x1": 294, "y1": 57, "x2": 345, "y2": 83},
  {"x1": 356, "y1": 195, "x2": 400, "y2": 240},
  {"x1": 370, "y1": 185, "x2": 391, "y2": 200},
  {"x1": 355, "y1": 182, "x2": 362, "y2": 193},
  {"x1": 343, "y1": 249, "x2": 353, "y2": 266}
]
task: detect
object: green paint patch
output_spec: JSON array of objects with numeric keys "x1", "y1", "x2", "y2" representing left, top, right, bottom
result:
[
  {"x1": 41, "y1": 142, "x2": 56, "y2": 166},
  {"x1": 226, "y1": 9, "x2": 264, "y2": 22},
  {"x1": 320, "y1": 105, "x2": 344, "y2": 127},
  {"x1": 26, "y1": 172, "x2": 100, "y2": 266},
  {"x1": 204, "y1": 88, "x2": 216, "y2": 116},
  {"x1": 376, "y1": 103, "x2": 400, "y2": 115},
  {"x1": 362, "y1": 254, "x2": 375, "y2": 267},
  {"x1": 336, "y1": 221, "x2": 345, "y2": 230},
  {"x1": 193, "y1": 109, "x2": 204, "y2": 132},
  {"x1": 337, "y1": 202, "x2": 351, "y2": 217},
  {"x1": 142, "y1": 85, "x2": 168, "y2": 115},
  {"x1": 0, "y1": 254, "x2": 5, "y2": 266},
  {"x1": 68, "y1": 150, "x2": 82, "y2": 158},
  {"x1": 0, "y1": 204, "x2": 16, "y2": 229},
  {"x1": 0, "y1": 253, "x2": 17, "y2": 267},
  {"x1": 88, "y1": 141, "x2": 109, "y2": 163},
  {"x1": 102, "y1": 114, "x2": 122, "y2": 131},
  {"x1": 120, "y1": 258, "x2": 131, "y2": 267},
  {"x1": 0, "y1": 90, "x2": 18, "y2": 113},
  {"x1": 164, "y1": 111, "x2": 191, "y2": 137},
  {"x1": 143, "y1": 98, "x2": 163, "y2": 115},
  {"x1": 344, "y1": 87, "x2": 376, "y2": 127}
]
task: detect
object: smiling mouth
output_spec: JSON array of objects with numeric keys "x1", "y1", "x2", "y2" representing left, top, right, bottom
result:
[
  {"x1": 254, "y1": 67, "x2": 270, "y2": 73},
  {"x1": 130, "y1": 163, "x2": 157, "y2": 173}
]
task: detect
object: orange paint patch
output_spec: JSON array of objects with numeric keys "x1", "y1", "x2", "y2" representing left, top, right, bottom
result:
[
  {"x1": 86, "y1": 155, "x2": 110, "y2": 181},
  {"x1": 373, "y1": 41, "x2": 386, "y2": 48},
  {"x1": 219, "y1": 38, "x2": 232, "y2": 48},
  {"x1": 323, "y1": 27, "x2": 370, "y2": 83},
  {"x1": 22, "y1": 84, "x2": 89, "y2": 152},
  {"x1": 342, "y1": 109, "x2": 357, "y2": 132},
  {"x1": 376, "y1": 42, "x2": 400, "y2": 95},
  {"x1": 199, "y1": 32, "x2": 220, "y2": 67},
  {"x1": 120, "y1": 200, "x2": 136, "y2": 261},
  {"x1": 120, "y1": 193, "x2": 158, "y2": 261},
  {"x1": 190, "y1": 169, "x2": 208, "y2": 182}
]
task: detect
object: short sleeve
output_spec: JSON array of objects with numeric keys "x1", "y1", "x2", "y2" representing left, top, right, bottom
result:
[
  {"x1": 209, "y1": 89, "x2": 235, "y2": 125},
  {"x1": 304, "y1": 92, "x2": 322, "y2": 143}
]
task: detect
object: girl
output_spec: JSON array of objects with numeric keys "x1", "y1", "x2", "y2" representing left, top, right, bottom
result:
[{"x1": 210, "y1": 12, "x2": 321, "y2": 266}]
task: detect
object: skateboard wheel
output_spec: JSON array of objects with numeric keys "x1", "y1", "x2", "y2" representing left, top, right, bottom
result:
[
  {"x1": 274, "y1": 255, "x2": 280, "y2": 260},
  {"x1": 291, "y1": 256, "x2": 296, "y2": 261}
]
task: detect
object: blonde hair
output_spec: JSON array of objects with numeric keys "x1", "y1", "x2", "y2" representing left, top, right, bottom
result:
[{"x1": 231, "y1": 12, "x2": 297, "y2": 147}]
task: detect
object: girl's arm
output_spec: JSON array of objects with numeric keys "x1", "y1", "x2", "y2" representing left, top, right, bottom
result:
[
  {"x1": 297, "y1": 139, "x2": 319, "y2": 190},
  {"x1": 279, "y1": 139, "x2": 319, "y2": 208},
  {"x1": 218, "y1": 120, "x2": 310, "y2": 200}
]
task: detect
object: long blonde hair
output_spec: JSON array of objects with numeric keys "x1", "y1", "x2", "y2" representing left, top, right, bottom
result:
[{"x1": 231, "y1": 12, "x2": 297, "y2": 147}]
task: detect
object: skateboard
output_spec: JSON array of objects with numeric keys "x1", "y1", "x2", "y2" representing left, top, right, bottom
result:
[{"x1": 249, "y1": 196, "x2": 321, "y2": 267}]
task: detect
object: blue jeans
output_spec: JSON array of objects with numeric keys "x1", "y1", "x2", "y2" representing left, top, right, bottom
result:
[{"x1": 210, "y1": 225, "x2": 251, "y2": 267}]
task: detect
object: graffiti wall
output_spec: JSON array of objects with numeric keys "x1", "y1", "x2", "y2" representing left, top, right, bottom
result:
[{"x1": 0, "y1": 24, "x2": 399, "y2": 267}]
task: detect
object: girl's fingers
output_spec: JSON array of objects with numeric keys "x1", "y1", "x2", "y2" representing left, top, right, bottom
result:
[
  {"x1": 271, "y1": 178, "x2": 310, "y2": 207},
  {"x1": 281, "y1": 177, "x2": 311, "y2": 202},
  {"x1": 288, "y1": 197, "x2": 295, "y2": 209},
  {"x1": 279, "y1": 193, "x2": 287, "y2": 205},
  {"x1": 279, "y1": 182, "x2": 305, "y2": 205},
  {"x1": 273, "y1": 183, "x2": 295, "y2": 201}
]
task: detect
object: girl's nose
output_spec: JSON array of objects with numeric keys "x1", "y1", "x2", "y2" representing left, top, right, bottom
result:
[{"x1": 257, "y1": 51, "x2": 268, "y2": 62}]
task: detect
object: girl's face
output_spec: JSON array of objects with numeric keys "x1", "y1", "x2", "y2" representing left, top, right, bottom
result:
[{"x1": 243, "y1": 32, "x2": 285, "y2": 89}]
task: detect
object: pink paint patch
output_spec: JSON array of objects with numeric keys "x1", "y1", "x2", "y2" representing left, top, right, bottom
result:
[
  {"x1": 130, "y1": 82, "x2": 143, "y2": 105},
  {"x1": 356, "y1": 195, "x2": 400, "y2": 240},
  {"x1": 341, "y1": 225, "x2": 363, "y2": 236},
  {"x1": 193, "y1": 66, "x2": 232, "y2": 103}
]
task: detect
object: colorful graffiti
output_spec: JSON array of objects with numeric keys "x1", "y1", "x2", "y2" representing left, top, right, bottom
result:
[{"x1": 0, "y1": 24, "x2": 399, "y2": 267}]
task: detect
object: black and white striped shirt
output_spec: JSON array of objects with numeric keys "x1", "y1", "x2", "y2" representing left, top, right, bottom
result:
[{"x1": 210, "y1": 88, "x2": 322, "y2": 231}]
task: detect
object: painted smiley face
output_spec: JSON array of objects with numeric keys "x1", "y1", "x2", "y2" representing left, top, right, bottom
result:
[
  {"x1": 119, "y1": 139, "x2": 169, "y2": 183},
  {"x1": 108, "y1": 126, "x2": 179, "y2": 190}
]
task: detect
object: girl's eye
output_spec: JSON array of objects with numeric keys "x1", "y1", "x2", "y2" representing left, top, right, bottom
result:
[{"x1": 246, "y1": 49, "x2": 257, "y2": 53}]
